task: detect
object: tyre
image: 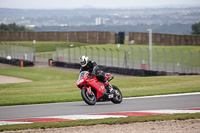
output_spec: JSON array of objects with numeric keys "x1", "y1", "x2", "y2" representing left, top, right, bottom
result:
[
  {"x1": 81, "y1": 87, "x2": 96, "y2": 105},
  {"x1": 111, "y1": 85, "x2": 122, "y2": 104}
]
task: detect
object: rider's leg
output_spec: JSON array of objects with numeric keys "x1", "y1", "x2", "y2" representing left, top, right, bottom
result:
[
  {"x1": 96, "y1": 70, "x2": 113, "y2": 92},
  {"x1": 104, "y1": 81, "x2": 114, "y2": 92}
]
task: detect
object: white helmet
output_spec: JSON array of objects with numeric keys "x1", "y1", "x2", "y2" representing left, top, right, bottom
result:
[{"x1": 80, "y1": 55, "x2": 88, "y2": 67}]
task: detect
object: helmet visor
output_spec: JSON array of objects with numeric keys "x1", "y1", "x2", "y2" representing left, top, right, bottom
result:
[{"x1": 81, "y1": 60, "x2": 86, "y2": 66}]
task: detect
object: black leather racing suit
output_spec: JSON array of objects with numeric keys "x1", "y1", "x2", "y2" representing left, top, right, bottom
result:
[{"x1": 80, "y1": 60, "x2": 106, "y2": 83}]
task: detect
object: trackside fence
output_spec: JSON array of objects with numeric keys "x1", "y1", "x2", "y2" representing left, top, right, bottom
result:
[
  {"x1": 0, "y1": 43, "x2": 35, "y2": 65},
  {"x1": 55, "y1": 45, "x2": 200, "y2": 74}
]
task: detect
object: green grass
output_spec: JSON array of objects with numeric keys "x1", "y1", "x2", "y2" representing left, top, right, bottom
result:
[
  {"x1": 113, "y1": 75, "x2": 200, "y2": 97},
  {"x1": 0, "y1": 68, "x2": 200, "y2": 106},
  {"x1": 1, "y1": 41, "x2": 200, "y2": 52},
  {"x1": 0, "y1": 113, "x2": 200, "y2": 132},
  {"x1": 82, "y1": 44, "x2": 200, "y2": 52},
  {"x1": 0, "y1": 68, "x2": 80, "y2": 106},
  {"x1": 0, "y1": 41, "x2": 88, "y2": 52}
]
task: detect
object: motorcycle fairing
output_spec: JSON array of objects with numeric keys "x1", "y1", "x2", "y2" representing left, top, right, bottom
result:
[{"x1": 86, "y1": 76, "x2": 107, "y2": 99}]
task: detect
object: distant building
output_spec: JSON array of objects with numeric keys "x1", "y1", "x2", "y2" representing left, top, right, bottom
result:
[
  {"x1": 26, "y1": 25, "x2": 35, "y2": 28},
  {"x1": 95, "y1": 17, "x2": 105, "y2": 25}
]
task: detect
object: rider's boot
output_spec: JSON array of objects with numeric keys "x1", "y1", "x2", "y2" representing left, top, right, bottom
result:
[{"x1": 104, "y1": 81, "x2": 114, "y2": 94}]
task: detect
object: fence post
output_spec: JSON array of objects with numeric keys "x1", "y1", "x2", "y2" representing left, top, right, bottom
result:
[
  {"x1": 84, "y1": 47, "x2": 87, "y2": 56},
  {"x1": 116, "y1": 49, "x2": 120, "y2": 67},
  {"x1": 79, "y1": 47, "x2": 81, "y2": 57},
  {"x1": 68, "y1": 47, "x2": 71, "y2": 63},
  {"x1": 20, "y1": 45, "x2": 23, "y2": 60},
  {"x1": 163, "y1": 49, "x2": 167, "y2": 72},
  {"x1": 103, "y1": 48, "x2": 106, "y2": 66},
  {"x1": 189, "y1": 51, "x2": 193, "y2": 73},
  {"x1": 19, "y1": 44, "x2": 22, "y2": 60},
  {"x1": 62, "y1": 48, "x2": 65, "y2": 62},
  {"x1": 155, "y1": 48, "x2": 159, "y2": 71},
  {"x1": 147, "y1": 29, "x2": 153, "y2": 70},
  {"x1": 139, "y1": 47, "x2": 143, "y2": 68},
  {"x1": 180, "y1": 50, "x2": 184, "y2": 73},
  {"x1": 130, "y1": 47, "x2": 134, "y2": 69},
  {"x1": 56, "y1": 45, "x2": 58, "y2": 61},
  {"x1": 74, "y1": 47, "x2": 76, "y2": 63},
  {"x1": 124, "y1": 50, "x2": 128, "y2": 68},
  {"x1": 3, "y1": 43, "x2": 6, "y2": 58},
  {"x1": 110, "y1": 48, "x2": 113, "y2": 66},
  {"x1": 90, "y1": 47, "x2": 93, "y2": 60},
  {"x1": 147, "y1": 48, "x2": 150, "y2": 70},
  {"x1": 96, "y1": 47, "x2": 100, "y2": 64}
]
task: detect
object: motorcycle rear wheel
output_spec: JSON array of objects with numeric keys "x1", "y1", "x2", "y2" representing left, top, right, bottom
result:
[
  {"x1": 111, "y1": 85, "x2": 122, "y2": 104},
  {"x1": 81, "y1": 87, "x2": 97, "y2": 105}
]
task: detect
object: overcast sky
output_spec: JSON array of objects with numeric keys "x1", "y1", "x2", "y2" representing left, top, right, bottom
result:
[{"x1": 0, "y1": 0, "x2": 200, "y2": 9}]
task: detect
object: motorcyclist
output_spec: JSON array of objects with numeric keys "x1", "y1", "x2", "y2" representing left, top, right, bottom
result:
[{"x1": 79, "y1": 55, "x2": 114, "y2": 93}]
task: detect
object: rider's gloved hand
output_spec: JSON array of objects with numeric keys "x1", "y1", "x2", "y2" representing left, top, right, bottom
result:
[{"x1": 91, "y1": 72, "x2": 95, "y2": 77}]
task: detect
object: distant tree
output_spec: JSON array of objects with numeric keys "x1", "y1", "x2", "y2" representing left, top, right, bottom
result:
[
  {"x1": 0, "y1": 23, "x2": 34, "y2": 32},
  {"x1": 191, "y1": 22, "x2": 200, "y2": 35}
]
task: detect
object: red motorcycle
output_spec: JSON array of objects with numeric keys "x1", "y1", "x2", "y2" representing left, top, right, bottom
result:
[{"x1": 76, "y1": 71, "x2": 122, "y2": 105}]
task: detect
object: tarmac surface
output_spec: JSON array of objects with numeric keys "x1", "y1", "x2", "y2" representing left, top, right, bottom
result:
[{"x1": 0, "y1": 93, "x2": 200, "y2": 120}]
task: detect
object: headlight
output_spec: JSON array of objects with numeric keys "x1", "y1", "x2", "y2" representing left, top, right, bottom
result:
[{"x1": 77, "y1": 79, "x2": 84, "y2": 85}]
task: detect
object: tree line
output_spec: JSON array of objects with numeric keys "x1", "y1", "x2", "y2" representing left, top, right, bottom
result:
[
  {"x1": 191, "y1": 22, "x2": 200, "y2": 35},
  {"x1": 0, "y1": 23, "x2": 33, "y2": 32}
]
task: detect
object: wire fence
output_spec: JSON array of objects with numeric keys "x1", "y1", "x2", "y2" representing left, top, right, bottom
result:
[
  {"x1": 54, "y1": 45, "x2": 200, "y2": 74},
  {"x1": 1, "y1": 43, "x2": 199, "y2": 74},
  {"x1": 0, "y1": 43, "x2": 35, "y2": 62}
]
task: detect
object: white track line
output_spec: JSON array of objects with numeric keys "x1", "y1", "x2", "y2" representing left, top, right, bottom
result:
[
  {"x1": 0, "y1": 121, "x2": 32, "y2": 126},
  {"x1": 123, "y1": 92, "x2": 200, "y2": 100},
  {"x1": 41, "y1": 115, "x2": 127, "y2": 120},
  {"x1": 137, "y1": 109, "x2": 200, "y2": 114}
]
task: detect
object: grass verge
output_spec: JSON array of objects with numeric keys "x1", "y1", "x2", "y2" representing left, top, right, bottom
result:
[
  {"x1": 0, "y1": 113, "x2": 200, "y2": 132},
  {"x1": 1, "y1": 41, "x2": 200, "y2": 52},
  {"x1": 0, "y1": 41, "x2": 88, "y2": 52},
  {"x1": 0, "y1": 68, "x2": 200, "y2": 106}
]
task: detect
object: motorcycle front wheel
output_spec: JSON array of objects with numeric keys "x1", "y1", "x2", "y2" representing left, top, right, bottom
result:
[
  {"x1": 111, "y1": 85, "x2": 122, "y2": 104},
  {"x1": 81, "y1": 87, "x2": 96, "y2": 105}
]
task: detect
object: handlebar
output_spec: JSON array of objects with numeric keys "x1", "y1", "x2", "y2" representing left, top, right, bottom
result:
[{"x1": 108, "y1": 75, "x2": 114, "y2": 82}]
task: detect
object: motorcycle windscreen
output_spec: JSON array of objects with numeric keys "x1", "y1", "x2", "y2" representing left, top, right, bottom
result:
[{"x1": 78, "y1": 71, "x2": 88, "y2": 80}]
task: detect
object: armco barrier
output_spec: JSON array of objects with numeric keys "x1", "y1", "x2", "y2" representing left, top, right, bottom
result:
[
  {"x1": 0, "y1": 57, "x2": 34, "y2": 67},
  {"x1": 50, "y1": 59, "x2": 180, "y2": 76}
]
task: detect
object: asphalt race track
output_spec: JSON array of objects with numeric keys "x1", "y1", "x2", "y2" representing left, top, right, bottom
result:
[{"x1": 0, "y1": 92, "x2": 200, "y2": 120}]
